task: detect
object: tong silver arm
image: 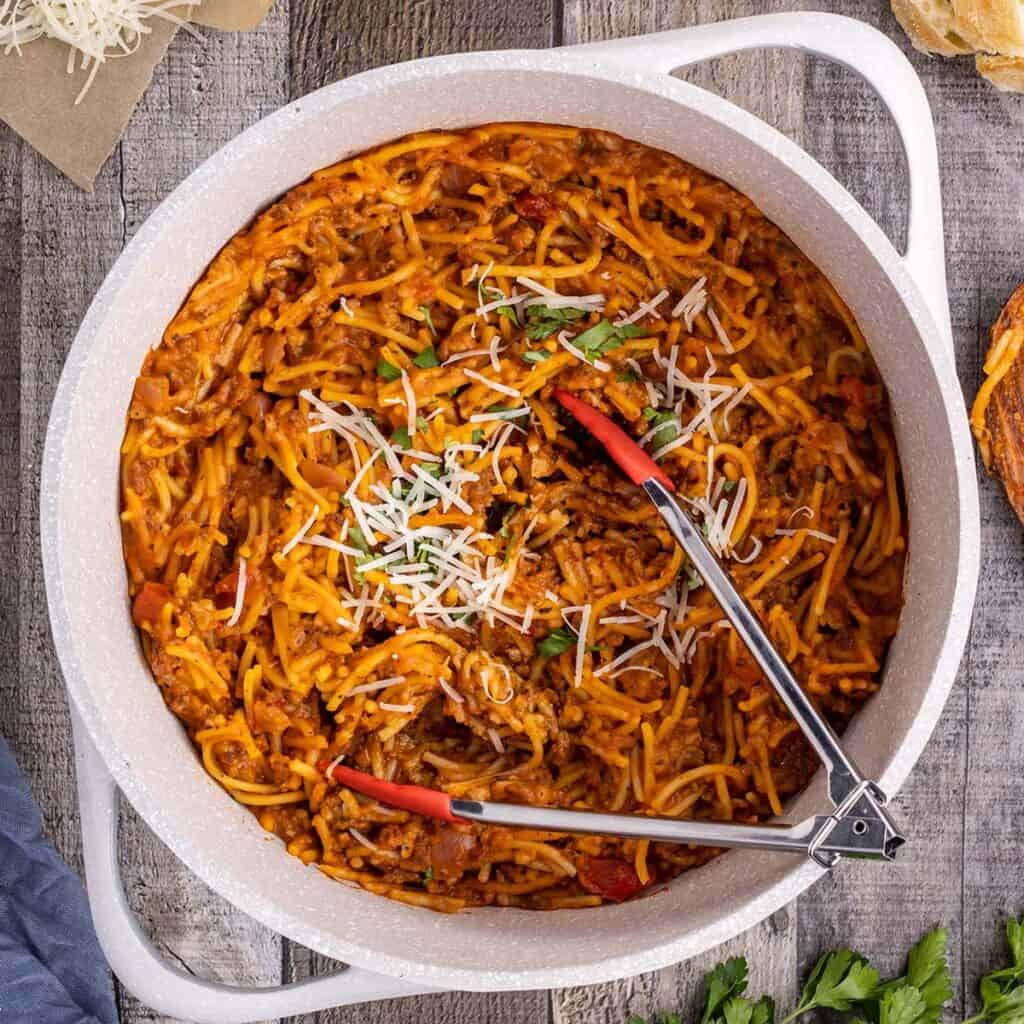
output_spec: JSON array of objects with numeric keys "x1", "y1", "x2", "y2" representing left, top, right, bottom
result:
[
  {"x1": 451, "y1": 798, "x2": 901, "y2": 863},
  {"x1": 642, "y1": 478, "x2": 904, "y2": 865}
]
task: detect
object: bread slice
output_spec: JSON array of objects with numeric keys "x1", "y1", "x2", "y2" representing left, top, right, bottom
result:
[
  {"x1": 891, "y1": 0, "x2": 974, "y2": 54},
  {"x1": 976, "y1": 52, "x2": 1024, "y2": 88},
  {"x1": 954, "y1": 0, "x2": 1024, "y2": 55},
  {"x1": 972, "y1": 283, "x2": 1024, "y2": 525}
]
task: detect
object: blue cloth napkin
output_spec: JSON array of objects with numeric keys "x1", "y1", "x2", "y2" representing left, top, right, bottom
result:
[{"x1": 0, "y1": 734, "x2": 117, "y2": 1024}]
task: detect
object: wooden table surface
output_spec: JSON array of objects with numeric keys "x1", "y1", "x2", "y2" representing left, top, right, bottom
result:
[{"x1": 2, "y1": 1, "x2": 1021, "y2": 1021}]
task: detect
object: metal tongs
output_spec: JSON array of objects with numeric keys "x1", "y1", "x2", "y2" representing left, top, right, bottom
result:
[{"x1": 322, "y1": 392, "x2": 905, "y2": 869}]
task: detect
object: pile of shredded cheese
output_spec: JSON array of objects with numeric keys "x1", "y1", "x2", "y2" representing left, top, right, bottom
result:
[{"x1": 0, "y1": 0, "x2": 198, "y2": 103}]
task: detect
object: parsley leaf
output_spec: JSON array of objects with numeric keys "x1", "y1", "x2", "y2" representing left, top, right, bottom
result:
[
  {"x1": 413, "y1": 345, "x2": 439, "y2": 368},
  {"x1": 347, "y1": 527, "x2": 370, "y2": 554},
  {"x1": 644, "y1": 409, "x2": 679, "y2": 449},
  {"x1": 1009, "y1": 919, "x2": 1024, "y2": 969},
  {"x1": 783, "y1": 950, "x2": 879, "y2": 1021},
  {"x1": 965, "y1": 918, "x2": 1024, "y2": 1024},
  {"x1": 377, "y1": 358, "x2": 402, "y2": 381},
  {"x1": 618, "y1": 368, "x2": 640, "y2": 383},
  {"x1": 580, "y1": 319, "x2": 646, "y2": 352},
  {"x1": 422, "y1": 866, "x2": 433, "y2": 883},
  {"x1": 701, "y1": 958, "x2": 749, "y2": 1024},
  {"x1": 391, "y1": 426, "x2": 411, "y2": 448},
  {"x1": 880, "y1": 986, "x2": 930, "y2": 1024},
  {"x1": 750, "y1": 997, "x2": 775, "y2": 1024},
  {"x1": 522, "y1": 349, "x2": 551, "y2": 364},
  {"x1": 417, "y1": 305, "x2": 437, "y2": 337},
  {"x1": 525, "y1": 304, "x2": 586, "y2": 340},
  {"x1": 471, "y1": 428, "x2": 485, "y2": 444},
  {"x1": 723, "y1": 479, "x2": 738, "y2": 493},
  {"x1": 537, "y1": 627, "x2": 576, "y2": 658},
  {"x1": 896, "y1": 927, "x2": 951, "y2": 1022}
]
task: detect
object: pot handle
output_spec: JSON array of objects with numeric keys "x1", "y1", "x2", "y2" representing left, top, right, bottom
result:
[
  {"x1": 71, "y1": 712, "x2": 438, "y2": 1024},
  {"x1": 567, "y1": 12, "x2": 953, "y2": 356}
]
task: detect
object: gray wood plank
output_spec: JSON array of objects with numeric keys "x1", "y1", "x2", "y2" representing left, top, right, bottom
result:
[
  {"x1": 290, "y1": 0, "x2": 557, "y2": 100},
  {"x1": 553, "y1": 2, "x2": 805, "y2": 1020},
  {"x1": 112, "y1": 6, "x2": 293, "y2": 1023},
  {"x1": 14, "y1": 149, "x2": 124, "y2": 877},
  {"x1": 795, "y1": 0, "x2": 975, "y2": 1010},
  {"x1": 281, "y1": 3, "x2": 553, "y2": 1021},
  {"x1": 0, "y1": 126, "x2": 21, "y2": 793},
  {"x1": 899, "y1": 3, "x2": 1024, "y2": 1010}
]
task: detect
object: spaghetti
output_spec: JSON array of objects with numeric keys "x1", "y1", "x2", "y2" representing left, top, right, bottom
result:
[{"x1": 120, "y1": 123, "x2": 907, "y2": 911}]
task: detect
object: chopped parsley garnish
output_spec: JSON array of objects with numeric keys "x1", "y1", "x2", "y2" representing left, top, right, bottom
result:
[
  {"x1": 413, "y1": 345, "x2": 439, "y2": 368},
  {"x1": 417, "y1": 305, "x2": 437, "y2": 337},
  {"x1": 422, "y1": 866, "x2": 433, "y2": 883},
  {"x1": 646, "y1": 409, "x2": 679, "y2": 444},
  {"x1": 522, "y1": 349, "x2": 551, "y2": 364},
  {"x1": 571, "y1": 319, "x2": 646, "y2": 361},
  {"x1": 391, "y1": 426, "x2": 411, "y2": 448},
  {"x1": 347, "y1": 527, "x2": 370, "y2": 553},
  {"x1": 723, "y1": 479, "x2": 738, "y2": 493},
  {"x1": 496, "y1": 303, "x2": 520, "y2": 325},
  {"x1": 525, "y1": 303, "x2": 586, "y2": 340},
  {"x1": 618, "y1": 368, "x2": 640, "y2": 383},
  {"x1": 471, "y1": 428, "x2": 485, "y2": 444},
  {"x1": 537, "y1": 627, "x2": 577, "y2": 658},
  {"x1": 376, "y1": 358, "x2": 402, "y2": 381}
]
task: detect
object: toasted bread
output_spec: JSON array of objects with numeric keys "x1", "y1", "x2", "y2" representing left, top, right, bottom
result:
[
  {"x1": 972, "y1": 283, "x2": 1024, "y2": 524},
  {"x1": 954, "y1": 0, "x2": 1024, "y2": 55},
  {"x1": 892, "y1": 0, "x2": 973, "y2": 54},
  {"x1": 976, "y1": 52, "x2": 1024, "y2": 88}
]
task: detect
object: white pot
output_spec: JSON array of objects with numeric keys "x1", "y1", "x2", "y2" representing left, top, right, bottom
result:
[{"x1": 41, "y1": 13, "x2": 980, "y2": 1023}]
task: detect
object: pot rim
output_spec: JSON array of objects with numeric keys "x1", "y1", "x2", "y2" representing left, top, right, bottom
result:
[{"x1": 41, "y1": 44, "x2": 979, "y2": 990}]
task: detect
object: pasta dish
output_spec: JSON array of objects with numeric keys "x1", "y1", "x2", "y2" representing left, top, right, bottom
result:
[{"x1": 120, "y1": 123, "x2": 907, "y2": 911}]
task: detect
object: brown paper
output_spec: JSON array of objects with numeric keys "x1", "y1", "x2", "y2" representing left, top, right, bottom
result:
[
  {"x1": 0, "y1": 1, "x2": 273, "y2": 190},
  {"x1": 189, "y1": 0, "x2": 272, "y2": 31}
]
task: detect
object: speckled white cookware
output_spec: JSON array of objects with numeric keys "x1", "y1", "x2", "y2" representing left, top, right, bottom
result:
[{"x1": 41, "y1": 13, "x2": 979, "y2": 1023}]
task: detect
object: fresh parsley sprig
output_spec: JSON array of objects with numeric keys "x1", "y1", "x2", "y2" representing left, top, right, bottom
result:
[
  {"x1": 525, "y1": 303, "x2": 586, "y2": 340},
  {"x1": 627, "y1": 924, "x2": 954, "y2": 1024},
  {"x1": 783, "y1": 949, "x2": 880, "y2": 1021},
  {"x1": 572, "y1": 319, "x2": 646, "y2": 361},
  {"x1": 965, "y1": 917, "x2": 1024, "y2": 1024},
  {"x1": 537, "y1": 627, "x2": 576, "y2": 658}
]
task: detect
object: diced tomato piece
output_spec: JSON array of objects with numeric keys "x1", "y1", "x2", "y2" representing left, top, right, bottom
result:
[
  {"x1": 132, "y1": 581, "x2": 172, "y2": 626},
  {"x1": 514, "y1": 190, "x2": 559, "y2": 221},
  {"x1": 577, "y1": 855, "x2": 648, "y2": 903},
  {"x1": 838, "y1": 377, "x2": 871, "y2": 410}
]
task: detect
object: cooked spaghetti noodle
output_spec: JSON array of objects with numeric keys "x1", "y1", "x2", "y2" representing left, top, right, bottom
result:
[{"x1": 120, "y1": 123, "x2": 907, "y2": 911}]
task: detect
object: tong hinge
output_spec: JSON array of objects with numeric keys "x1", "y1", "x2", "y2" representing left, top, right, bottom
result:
[{"x1": 806, "y1": 779, "x2": 905, "y2": 867}]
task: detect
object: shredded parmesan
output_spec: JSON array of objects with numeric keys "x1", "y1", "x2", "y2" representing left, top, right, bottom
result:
[
  {"x1": 557, "y1": 330, "x2": 610, "y2": 372},
  {"x1": 463, "y1": 367, "x2": 521, "y2": 399},
  {"x1": 438, "y1": 677, "x2": 464, "y2": 704},
  {"x1": 349, "y1": 827, "x2": 381, "y2": 852},
  {"x1": 281, "y1": 505, "x2": 320, "y2": 556},
  {"x1": 707, "y1": 306, "x2": 735, "y2": 353},
  {"x1": 671, "y1": 276, "x2": 707, "y2": 329},
  {"x1": 617, "y1": 288, "x2": 669, "y2": 326},
  {"x1": 226, "y1": 556, "x2": 246, "y2": 627},
  {"x1": 0, "y1": 0, "x2": 201, "y2": 104}
]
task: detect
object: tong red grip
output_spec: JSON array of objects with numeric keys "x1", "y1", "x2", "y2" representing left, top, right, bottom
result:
[
  {"x1": 320, "y1": 762, "x2": 464, "y2": 824},
  {"x1": 553, "y1": 389, "x2": 675, "y2": 491}
]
